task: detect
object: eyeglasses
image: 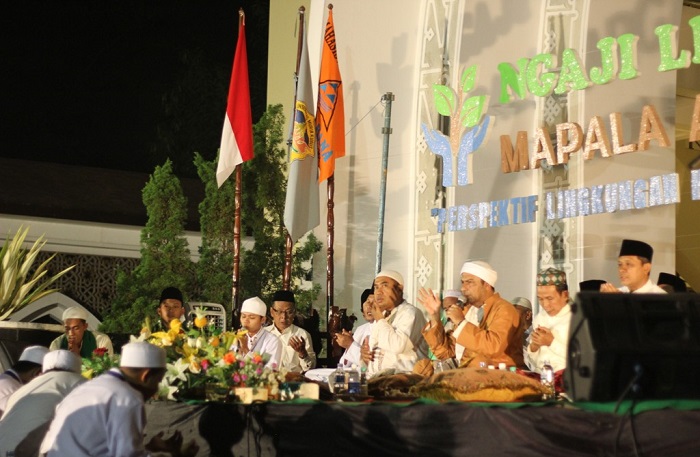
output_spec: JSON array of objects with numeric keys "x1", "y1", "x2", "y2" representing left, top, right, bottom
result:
[{"x1": 272, "y1": 308, "x2": 295, "y2": 317}]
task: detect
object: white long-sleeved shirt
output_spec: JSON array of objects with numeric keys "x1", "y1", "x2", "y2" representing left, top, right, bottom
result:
[
  {"x1": 40, "y1": 369, "x2": 149, "y2": 457},
  {"x1": 619, "y1": 279, "x2": 667, "y2": 293},
  {"x1": 368, "y1": 301, "x2": 428, "y2": 376},
  {"x1": 265, "y1": 324, "x2": 316, "y2": 373},
  {"x1": 525, "y1": 304, "x2": 572, "y2": 373},
  {"x1": 339, "y1": 322, "x2": 372, "y2": 368},
  {"x1": 232, "y1": 327, "x2": 283, "y2": 370},
  {"x1": 0, "y1": 370, "x2": 85, "y2": 456}
]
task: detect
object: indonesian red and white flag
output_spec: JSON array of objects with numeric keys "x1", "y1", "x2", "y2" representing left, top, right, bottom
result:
[{"x1": 216, "y1": 14, "x2": 254, "y2": 188}]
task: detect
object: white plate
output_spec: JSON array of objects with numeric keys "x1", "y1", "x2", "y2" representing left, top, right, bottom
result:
[{"x1": 304, "y1": 368, "x2": 336, "y2": 383}]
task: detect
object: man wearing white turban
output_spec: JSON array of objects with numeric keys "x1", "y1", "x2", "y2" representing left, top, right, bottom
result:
[{"x1": 416, "y1": 260, "x2": 522, "y2": 374}]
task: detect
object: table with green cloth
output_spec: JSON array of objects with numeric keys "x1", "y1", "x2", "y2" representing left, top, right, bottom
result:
[{"x1": 143, "y1": 399, "x2": 700, "y2": 457}]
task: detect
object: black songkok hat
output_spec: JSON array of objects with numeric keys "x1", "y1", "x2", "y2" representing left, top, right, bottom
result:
[
  {"x1": 619, "y1": 239, "x2": 653, "y2": 261},
  {"x1": 160, "y1": 287, "x2": 183, "y2": 304},
  {"x1": 579, "y1": 279, "x2": 606, "y2": 292},
  {"x1": 360, "y1": 288, "x2": 373, "y2": 306},
  {"x1": 657, "y1": 272, "x2": 687, "y2": 292},
  {"x1": 272, "y1": 290, "x2": 296, "y2": 304}
]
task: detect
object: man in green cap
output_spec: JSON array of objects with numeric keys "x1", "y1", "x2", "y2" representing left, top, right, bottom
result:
[{"x1": 525, "y1": 267, "x2": 571, "y2": 374}]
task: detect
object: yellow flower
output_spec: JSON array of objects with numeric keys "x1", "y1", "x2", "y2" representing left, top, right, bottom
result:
[
  {"x1": 150, "y1": 319, "x2": 182, "y2": 347},
  {"x1": 188, "y1": 358, "x2": 201, "y2": 374},
  {"x1": 193, "y1": 307, "x2": 208, "y2": 329},
  {"x1": 82, "y1": 369, "x2": 94, "y2": 379}
]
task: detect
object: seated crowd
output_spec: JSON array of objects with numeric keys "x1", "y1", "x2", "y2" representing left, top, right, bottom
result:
[{"x1": 0, "y1": 238, "x2": 688, "y2": 456}]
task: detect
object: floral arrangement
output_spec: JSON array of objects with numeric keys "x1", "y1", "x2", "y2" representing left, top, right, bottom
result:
[
  {"x1": 81, "y1": 347, "x2": 120, "y2": 379},
  {"x1": 136, "y1": 309, "x2": 285, "y2": 401}
]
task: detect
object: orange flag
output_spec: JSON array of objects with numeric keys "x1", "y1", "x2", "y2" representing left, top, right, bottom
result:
[{"x1": 316, "y1": 7, "x2": 345, "y2": 183}]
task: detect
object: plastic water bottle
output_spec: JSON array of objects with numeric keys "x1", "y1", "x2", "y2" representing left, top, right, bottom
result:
[
  {"x1": 540, "y1": 360, "x2": 555, "y2": 400},
  {"x1": 347, "y1": 364, "x2": 361, "y2": 394},
  {"x1": 332, "y1": 363, "x2": 346, "y2": 394}
]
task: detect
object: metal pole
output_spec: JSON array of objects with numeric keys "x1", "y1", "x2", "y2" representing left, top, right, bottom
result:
[{"x1": 375, "y1": 92, "x2": 394, "y2": 275}]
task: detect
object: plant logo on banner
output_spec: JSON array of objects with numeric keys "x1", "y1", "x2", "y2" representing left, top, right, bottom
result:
[{"x1": 422, "y1": 64, "x2": 494, "y2": 187}]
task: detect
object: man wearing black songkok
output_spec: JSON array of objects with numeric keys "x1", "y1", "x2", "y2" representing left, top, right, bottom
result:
[{"x1": 601, "y1": 239, "x2": 666, "y2": 293}]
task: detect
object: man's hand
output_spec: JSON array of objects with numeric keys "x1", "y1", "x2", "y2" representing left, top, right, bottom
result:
[
  {"x1": 369, "y1": 301, "x2": 386, "y2": 321},
  {"x1": 360, "y1": 336, "x2": 374, "y2": 364},
  {"x1": 417, "y1": 287, "x2": 441, "y2": 321},
  {"x1": 238, "y1": 337, "x2": 249, "y2": 355},
  {"x1": 600, "y1": 283, "x2": 621, "y2": 293},
  {"x1": 445, "y1": 305, "x2": 465, "y2": 326},
  {"x1": 289, "y1": 336, "x2": 308, "y2": 358},
  {"x1": 334, "y1": 329, "x2": 354, "y2": 349},
  {"x1": 529, "y1": 326, "x2": 554, "y2": 352}
]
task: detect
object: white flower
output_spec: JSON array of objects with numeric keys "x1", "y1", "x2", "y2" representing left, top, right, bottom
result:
[
  {"x1": 129, "y1": 333, "x2": 147, "y2": 343},
  {"x1": 156, "y1": 379, "x2": 179, "y2": 401},
  {"x1": 164, "y1": 359, "x2": 189, "y2": 384}
]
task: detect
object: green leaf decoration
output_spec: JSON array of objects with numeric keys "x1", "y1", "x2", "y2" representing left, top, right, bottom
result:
[
  {"x1": 432, "y1": 84, "x2": 457, "y2": 117},
  {"x1": 460, "y1": 64, "x2": 478, "y2": 93},
  {"x1": 0, "y1": 226, "x2": 75, "y2": 320},
  {"x1": 460, "y1": 95, "x2": 486, "y2": 128}
]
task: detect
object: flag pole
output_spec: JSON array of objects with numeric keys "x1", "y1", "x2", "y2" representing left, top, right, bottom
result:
[
  {"x1": 324, "y1": 3, "x2": 336, "y2": 343},
  {"x1": 283, "y1": 6, "x2": 306, "y2": 290},
  {"x1": 231, "y1": 9, "x2": 246, "y2": 327},
  {"x1": 375, "y1": 92, "x2": 394, "y2": 274}
]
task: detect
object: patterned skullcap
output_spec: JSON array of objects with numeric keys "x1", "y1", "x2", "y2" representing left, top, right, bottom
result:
[{"x1": 536, "y1": 268, "x2": 567, "y2": 286}]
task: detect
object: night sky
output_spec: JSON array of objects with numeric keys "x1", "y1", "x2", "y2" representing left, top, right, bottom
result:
[{"x1": 2, "y1": 0, "x2": 269, "y2": 178}]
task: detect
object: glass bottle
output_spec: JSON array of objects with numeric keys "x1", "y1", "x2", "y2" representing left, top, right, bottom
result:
[{"x1": 540, "y1": 360, "x2": 555, "y2": 400}]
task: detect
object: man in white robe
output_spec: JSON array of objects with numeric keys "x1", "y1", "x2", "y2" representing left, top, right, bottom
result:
[
  {"x1": 0, "y1": 345, "x2": 48, "y2": 417},
  {"x1": 0, "y1": 350, "x2": 84, "y2": 456},
  {"x1": 265, "y1": 290, "x2": 316, "y2": 373},
  {"x1": 40, "y1": 342, "x2": 198, "y2": 457},
  {"x1": 526, "y1": 268, "x2": 572, "y2": 373},
  {"x1": 362, "y1": 271, "x2": 428, "y2": 377},
  {"x1": 338, "y1": 289, "x2": 374, "y2": 368},
  {"x1": 232, "y1": 297, "x2": 282, "y2": 370}
]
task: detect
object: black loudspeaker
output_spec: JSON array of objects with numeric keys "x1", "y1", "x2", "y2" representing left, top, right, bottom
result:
[{"x1": 565, "y1": 292, "x2": 700, "y2": 402}]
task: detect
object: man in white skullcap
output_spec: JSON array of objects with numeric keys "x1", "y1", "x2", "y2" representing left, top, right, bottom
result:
[
  {"x1": 40, "y1": 342, "x2": 198, "y2": 457},
  {"x1": 0, "y1": 350, "x2": 85, "y2": 456},
  {"x1": 231, "y1": 297, "x2": 282, "y2": 370},
  {"x1": 416, "y1": 260, "x2": 522, "y2": 375},
  {"x1": 0, "y1": 345, "x2": 49, "y2": 417},
  {"x1": 361, "y1": 270, "x2": 428, "y2": 377},
  {"x1": 49, "y1": 306, "x2": 114, "y2": 357}
]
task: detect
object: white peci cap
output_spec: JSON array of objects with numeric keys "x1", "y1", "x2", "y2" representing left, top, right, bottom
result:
[
  {"x1": 43, "y1": 350, "x2": 82, "y2": 373},
  {"x1": 120, "y1": 342, "x2": 166, "y2": 368},
  {"x1": 375, "y1": 270, "x2": 404, "y2": 288},
  {"x1": 19, "y1": 345, "x2": 49, "y2": 365},
  {"x1": 460, "y1": 260, "x2": 498, "y2": 287},
  {"x1": 442, "y1": 289, "x2": 462, "y2": 299},
  {"x1": 241, "y1": 297, "x2": 267, "y2": 316},
  {"x1": 62, "y1": 306, "x2": 89, "y2": 322}
]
